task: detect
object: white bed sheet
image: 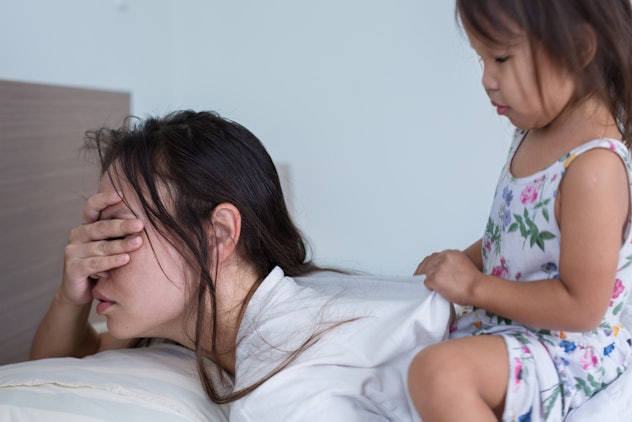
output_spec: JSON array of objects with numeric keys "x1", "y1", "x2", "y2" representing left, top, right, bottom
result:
[
  {"x1": 0, "y1": 275, "x2": 630, "y2": 421},
  {"x1": 566, "y1": 365, "x2": 632, "y2": 421}
]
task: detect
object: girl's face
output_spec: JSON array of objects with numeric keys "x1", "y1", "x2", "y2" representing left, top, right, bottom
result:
[
  {"x1": 92, "y1": 172, "x2": 196, "y2": 343},
  {"x1": 467, "y1": 28, "x2": 576, "y2": 130}
]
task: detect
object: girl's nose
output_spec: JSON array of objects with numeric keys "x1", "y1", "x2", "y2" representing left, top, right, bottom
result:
[{"x1": 481, "y1": 64, "x2": 498, "y2": 93}]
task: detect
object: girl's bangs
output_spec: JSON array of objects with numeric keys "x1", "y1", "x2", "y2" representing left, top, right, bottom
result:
[{"x1": 458, "y1": 0, "x2": 524, "y2": 47}]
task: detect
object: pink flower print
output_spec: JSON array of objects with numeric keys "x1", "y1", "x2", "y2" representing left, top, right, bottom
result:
[
  {"x1": 580, "y1": 348, "x2": 598, "y2": 370},
  {"x1": 484, "y1": 239, "x2": 492, "y2": 253},
  {"x1": 514, "y1": 357, "x2": 523, "y2": 385},
  {"x1": 491, "y1": 257, "x2": 510, "y2": 278},
  {"x1": 520, "y1": 183, "x2": 539, "y2": 204},
  {"x1": 492, "y1": 265, "x2": 509, "y2": 278},
  {"x1": 610, "y1": 279, "x2": 625, "y2": 306}
]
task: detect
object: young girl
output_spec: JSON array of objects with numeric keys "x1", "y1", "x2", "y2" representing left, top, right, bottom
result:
[
  {"x1": 29, "y1": 110, "x2": 451, "y2": 420},
  {"x1": 408, "y1": 1, "x2": 632, "y2": 420}
]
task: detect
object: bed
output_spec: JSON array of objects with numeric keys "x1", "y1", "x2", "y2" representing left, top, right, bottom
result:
[
  {"x1": 0, "y1": 80, "x2": 631, "y2": 421},
  {"x1": 0, "y1": 283, "x2": 631, "y2": 421}
]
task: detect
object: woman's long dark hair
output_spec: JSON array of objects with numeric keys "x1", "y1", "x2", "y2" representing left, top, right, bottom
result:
[
  {"x1": 85, "y1": 110, "x2": 324, "y2": 403},
  {"x1": 456, "y1": 0, "x2": 632, "y2": 146}
]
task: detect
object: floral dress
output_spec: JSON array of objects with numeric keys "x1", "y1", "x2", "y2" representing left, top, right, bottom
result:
[{"x1": 450, "y1": 130, "x2": 632, "y2": 421}]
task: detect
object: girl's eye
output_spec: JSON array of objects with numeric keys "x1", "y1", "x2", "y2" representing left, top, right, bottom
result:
[{"x1": 495, "y1": 56, "x2": 510, "y2": 64}]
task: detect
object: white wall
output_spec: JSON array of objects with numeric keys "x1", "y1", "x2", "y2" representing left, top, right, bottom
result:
[
  {"x1": 0, "y1": 0, "x2": 175, "y2": 114},
  {"x1": 0, "y1": 0, "x2": 511, "y2": 276}
]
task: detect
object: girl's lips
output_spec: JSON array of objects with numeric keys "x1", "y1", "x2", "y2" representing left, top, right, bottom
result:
[
  {"x1": 492, "y1": 102, "x2": 510, "y2": 115},
  {"x1": 496, "y1": 106, "x2": 510, "y2": 115}
]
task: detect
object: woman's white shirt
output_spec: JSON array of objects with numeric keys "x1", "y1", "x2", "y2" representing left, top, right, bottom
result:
[{"x1": 230, "y1": 267, "x2": 452, "y2": 421}]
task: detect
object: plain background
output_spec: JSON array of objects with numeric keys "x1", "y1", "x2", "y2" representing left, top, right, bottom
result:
[{"x1": 0, "y1": 0, "x2": 512, "y2": 275}]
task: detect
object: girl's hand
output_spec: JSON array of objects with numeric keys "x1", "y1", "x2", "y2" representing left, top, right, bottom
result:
[
  {"x1": 59, "y1": 192, "x2": 144, "y2": 306},
  {"x1": 414, "y1": 249, "x2": 482, "y2": 306}
]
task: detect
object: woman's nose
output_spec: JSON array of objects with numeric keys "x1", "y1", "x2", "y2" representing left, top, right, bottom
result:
[{"x1": 90, "y1": 271, "x2": 110, "y2": 280}]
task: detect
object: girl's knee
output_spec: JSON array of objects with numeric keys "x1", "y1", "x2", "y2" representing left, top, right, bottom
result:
[{"x1": 407, "y1": 344, "x2": 456, "y2": 400}]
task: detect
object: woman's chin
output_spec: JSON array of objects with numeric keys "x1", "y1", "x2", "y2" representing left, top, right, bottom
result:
[{"x1": 105, "y1": 321, "x2": 142, "y2": 340}]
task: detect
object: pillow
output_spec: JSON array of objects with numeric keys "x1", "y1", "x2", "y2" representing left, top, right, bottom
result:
[{"x1": 0, "y1": 343, "x2": 229, "y2": 422}]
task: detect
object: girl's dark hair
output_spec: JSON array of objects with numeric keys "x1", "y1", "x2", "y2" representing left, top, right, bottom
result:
[
  {"x1": 456, "y1": 0, "x2": 632, "y2": 146},
  {"x1": 85, "y1": 110, "x2": 324, "y2": 403}
]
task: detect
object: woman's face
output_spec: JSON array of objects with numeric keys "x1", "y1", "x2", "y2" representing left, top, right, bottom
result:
[{"x1": 91, "y1": 172, "x2": 196, "y2": 343}]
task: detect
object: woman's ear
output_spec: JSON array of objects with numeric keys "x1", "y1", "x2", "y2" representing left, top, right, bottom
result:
[{"x1": 209, "y1": 203, "x2": 242, "y2": 264}]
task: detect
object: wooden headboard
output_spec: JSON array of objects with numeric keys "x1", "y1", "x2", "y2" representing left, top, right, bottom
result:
[{"x1": 0, "y1": 80, "x2": 130, "y2": 365}]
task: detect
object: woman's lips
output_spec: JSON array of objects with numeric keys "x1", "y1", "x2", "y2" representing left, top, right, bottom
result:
[{"x1": 92, "y1": 289, "x2": 116, "y2": 315}]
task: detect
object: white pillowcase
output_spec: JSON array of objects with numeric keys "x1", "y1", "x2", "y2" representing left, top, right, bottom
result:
[{"x1": 0, "y1": 343, "x2": 229, "y2": 422}]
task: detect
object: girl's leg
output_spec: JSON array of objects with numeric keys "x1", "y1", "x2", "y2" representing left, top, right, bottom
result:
[{"x1": 407, "y1": 335, "x2": 508, "y2": 421}]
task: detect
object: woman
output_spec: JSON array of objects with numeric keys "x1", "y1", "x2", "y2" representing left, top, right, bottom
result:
[{"x1": 30, "y1": 110, "x2": 450, "y2": 420}]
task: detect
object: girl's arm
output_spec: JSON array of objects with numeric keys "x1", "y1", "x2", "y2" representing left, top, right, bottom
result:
[
  {"x1": 463, "y1": 239, "x2": 483, "y2": 271},
  {"x1": 419, "y1": 149, "x2": 629, "y2": 332},
  {"x1": 29, "y1": 192, "x2": 143, "y2": 360}
]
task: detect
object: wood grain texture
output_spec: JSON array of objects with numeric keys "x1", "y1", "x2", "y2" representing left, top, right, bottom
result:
[{"x1": 0, "y1": 80, "x2": 129, "y2": 364}]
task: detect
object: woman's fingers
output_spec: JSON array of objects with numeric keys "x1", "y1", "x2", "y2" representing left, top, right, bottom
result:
[
  {"x1": 69, "y1": 218, "x2": 144, "y2": 244},
  {"x1": 61, "y1": 232, "x2": 142, "y2": 305},
  {"x1": 64, "y1": 224, "x2": 143, "y2": 282},
  {"x1": 82, "y1": 191, "x2": 123, "y2": 223},
  {"x1": 65, "y1": 252, "x2": 131, "y2": 280},
  {"x1": 65, "y1": 234, "x2": 142, "y2": 261},
  {"x1": 58, "y1": 192, "x2": 144, "y2": 306}
]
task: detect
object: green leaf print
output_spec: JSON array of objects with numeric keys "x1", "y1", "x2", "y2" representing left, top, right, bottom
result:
[
  {"x1": 542, "y1": 207, "x2": 550, "y2": 222},
  {"x1": 587, "y1": 373, "x2": 602, "y2": 391},
  {"x1": 484, "y1": 217, "x2": 502, "y2": 258},
  {"x1": 575, "y1": 374, "x2": 602, "y2": 397},
  {"x1": 620, "y1": 255, "x2": 632, "y2": 271},
  {"x1": 534, "y1": 198, "x2": 551, "y2": 222},
  {"x1": 515, "y1": 332, "x2": 532, "y2": 345},
  {"x1": 498, "y1": 316, "x2": 512, "y2": 325},
  {"x1": 543, "y1": 384, "x2": 561, "y2": 419},
  {"x1": 491, "y1": 225, "x2": 501, "y2": 249},
  {"x1": 613, "y1": 301, "x2": 624, "y2": 316},
  {"x1": 484, "y1": 311, "x2": 513, "y2": 325},
  {"x1": 513, "y1": 208, "x2": 556, "y2": 252},
  {"x1": 575, "y1": 378, "x2": 591, "y2": 396},
  {"x1": 532, "y1": 230, "x2": 556, "y2": 251}
]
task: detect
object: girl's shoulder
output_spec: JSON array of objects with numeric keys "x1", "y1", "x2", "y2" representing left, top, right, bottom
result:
[{"x1": 563, "y1": 138, "x2": 632, "y2": 172}]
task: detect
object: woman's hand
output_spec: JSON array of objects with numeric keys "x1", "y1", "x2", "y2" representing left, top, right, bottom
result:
[
  {"x1": 414, "y1": 249, "x2": 482, "y2": 306},
  {"x1": 59, "y1": 192, "x2": 144, "y2": 306},
  {"x1": 30, "y1": 191, "x2": 144, "y2": 360}
]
